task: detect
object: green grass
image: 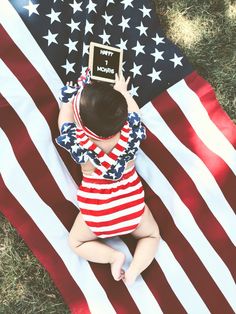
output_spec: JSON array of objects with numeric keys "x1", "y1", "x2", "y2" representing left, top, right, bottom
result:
[
  {"x1": 1, "y1": 1, "x2": 235, "y2": 313},
  {"x1": 154, "y1": 0, "x2": 236, "y2": 121},
  {"x1": 0, "y1": 216, "x2": 69, "y2": 314}
]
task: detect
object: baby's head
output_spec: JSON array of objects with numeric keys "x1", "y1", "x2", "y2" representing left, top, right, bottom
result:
[{"x1": 78, "y1": 81, "x2": 128, "y2": 138}]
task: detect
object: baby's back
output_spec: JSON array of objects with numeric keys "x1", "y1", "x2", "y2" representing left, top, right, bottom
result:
[{"x1": 81, "y1": 132, "x2": 134, "y2": 176}]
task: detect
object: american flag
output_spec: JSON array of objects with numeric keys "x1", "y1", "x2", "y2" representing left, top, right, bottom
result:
[{"x1": 0, "y1": 0, "x2": 236, "y2": 313}]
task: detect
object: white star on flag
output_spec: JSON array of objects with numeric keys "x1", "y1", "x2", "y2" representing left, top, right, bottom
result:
[
  {"x1": 139, "y1": 5, "x2": 151, "y2": 18},
  {"x1": 81, "y1": 66, "x2": 89, "y2": 75},
  {"x1": 64, "y1": 39, "x2": 78, "y2": 53},
  {"x1": 23, "y1": 0, "x2": 39, "y2": 17},
  {"x1": 69, "y1": 0, "x2": 82, "y2": 14},
  {"x1": 170, "y1": 53, "x2": 183, "y2": 68},
  {"x1": 152, "y1": 33, "x2": 165, "y2": 45},
  {"x1": 132, "y1": 41, "x2": 145, "y2": 57},
  {"x1": 86, "y1": 0, "x2": 97, "y2": 14},
  {"x1": 85, "y1": 20, "x2": 94, "y2": 35},
  {"x1": 66, "y1": 19, "x2": 80, "y2": 33},
  {"x1": 99, "y1": 30, "x2": 111, "y2": 44},
  {"x1": 102, "y1": 12, "x2": 113, "y2": 25},
  {"x1": 116, "y1": 38, "x2": 128, "y2": 50},
  {"x1": 118, "y1": 16, "x2": 130, "y2": 32},
  {"x1": 121, "y1": 0, "x2": 134, "y2": 10},
  {"x1": 61, "y1": 60, "x2": 75, "y2": 74},
  {"x1": 46, "y1": 8, "x2": 61, "y2": 24},
  {"x1": 129, "y1": 85, "x2": 139, "y2": 97},
  {"x1": 130, "y1": 62, "x2": 142, "y2": 78},
  {"x1": 43, "y1": 30, "x2": 58, "y2": 46},
  {"x1": 151, "y1": 48, "x2": 164, "y2": 62},
  {"x1": 82, "y1": 43, "x2": 89, "y2": 56},
  {"x1": 106, "y1": 0, "x2": 115, "y2": 5},
  {"x1": 136, "y1": 22, "x2": 148, "y2": 36},
  {"x1": 148, "y1": 68, "x2": 162, "y2": 82}
]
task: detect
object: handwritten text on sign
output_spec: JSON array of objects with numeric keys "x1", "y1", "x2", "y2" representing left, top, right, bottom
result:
[{"x1": 97, "y1": 49, "x2": 114, "y2": 74}]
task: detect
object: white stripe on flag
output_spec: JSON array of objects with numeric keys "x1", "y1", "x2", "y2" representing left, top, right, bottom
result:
[
  {"x1": 0, "y1": 128, "x2": 117, "y2": 314},
  {"x1": 0, "y1": 60, "x2": 78, "y2": 208},
  {"x1": 156, "y1": 239, "x2": 211, "y2": 314},
  {"x1": 0, "y1": 0, "x2": 62, "y2": 100},
  {"x1": 167, "y1": 79, "x2": 236, "y2": 174},
  {"x1": 141, "y1": 102, "x2": 236, "y2": 245},
  {"x1": 105, "y1": 237, "x2": 164, "y2": 314},
  {"x1": 136, "y1": 148, "x2": 236, "y2": 312}
]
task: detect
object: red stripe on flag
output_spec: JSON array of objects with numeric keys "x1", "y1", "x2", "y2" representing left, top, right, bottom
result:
[
  {"x1": 142, "y1": 180, "x2": 234, "y2": 314},
  {"x1": 0, "y1": 25, "x2": 80, "y2": 185},
  {"x1": 185, "y1": 72, "x2": 236, "y2": 148},
  {"x1": 0, "y1": 97, "x2": 78, "y2": 230},
  {"x1": 122, "y1": 235, "x2": 188, "y2": 314},
  {"x1": 0, "y1": 34, "x2": 141, "y2": 313},
  {"x1": 0, "y1": 26, "x2": 57, "y2": 136},
  {"x1": 155, "y1": 89, "x2": 236, "y2": 212},
  {"x1": 142, "y1": 125, "x2": 235, "y2": 279},
  {"x1": 0, "y1": 178, "x2": 90, "y2": 314}
]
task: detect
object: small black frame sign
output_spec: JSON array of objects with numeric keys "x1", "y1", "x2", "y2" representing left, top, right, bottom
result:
[{"x1": 89, "y1": 42, "x2": 123, "y2": 83}]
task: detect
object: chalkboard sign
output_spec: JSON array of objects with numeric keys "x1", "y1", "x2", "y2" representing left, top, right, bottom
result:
[{"x1": 88, "y1": 42, "x2": 123, "y2": 83}]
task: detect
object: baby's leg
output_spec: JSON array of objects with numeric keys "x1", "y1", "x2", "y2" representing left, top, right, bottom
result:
[
  {"x1": 124, "y1": 205, "x2": 160, "y2": 285},
  {"x1": 68, "y1": 212, "x2": 125, "y2": 281}
]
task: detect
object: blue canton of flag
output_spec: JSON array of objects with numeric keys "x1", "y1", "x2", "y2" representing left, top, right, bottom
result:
[{"x1": 10, "y1": 0, "x2": 192, "y2": 106}]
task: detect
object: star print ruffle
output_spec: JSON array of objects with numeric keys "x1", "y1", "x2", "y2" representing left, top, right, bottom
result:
[{"x1": 56, "y1": 112, "x2": 146, "y2": 180}]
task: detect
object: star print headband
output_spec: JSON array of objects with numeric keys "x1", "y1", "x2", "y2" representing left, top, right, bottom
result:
[{"x1": 72, "y1": 67, "x2": 115, "y2": 141}]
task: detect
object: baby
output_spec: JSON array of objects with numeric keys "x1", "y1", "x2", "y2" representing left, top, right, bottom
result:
[{"x1": 56, "y1": 68, "x2": 160, "y2": 285}]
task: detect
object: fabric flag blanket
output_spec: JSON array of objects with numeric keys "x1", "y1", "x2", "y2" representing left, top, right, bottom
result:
[{"x1": 0, "y1": 0, "x2": 236, "y2": 313}]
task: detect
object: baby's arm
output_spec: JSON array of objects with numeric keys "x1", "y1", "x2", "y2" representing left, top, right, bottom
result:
[
  {"x1": 114, "y1": 73, "x2": 140, "y2": 114},
  {"x1": 58, "y1": 101, "x2": 74, "y2": 131},
  {"x1": 58, "y1": 81, "x2": 76, "y2": 131}
]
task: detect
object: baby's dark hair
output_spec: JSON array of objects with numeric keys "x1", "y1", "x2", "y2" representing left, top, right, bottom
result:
[{"x1": 79, "y1": 81, "x2": 128, "y2": 138}]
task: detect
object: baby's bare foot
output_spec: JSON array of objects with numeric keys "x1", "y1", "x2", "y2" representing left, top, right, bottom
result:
[
  {"x1": 123, "y1": 268, "x2": 139, "y2": 286},
  {"x1": 110, "y1": 251, "x2": 126, "y2": 281}
]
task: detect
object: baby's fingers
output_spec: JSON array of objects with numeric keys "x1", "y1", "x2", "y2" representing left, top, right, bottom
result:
[
  {"x1": 66, "y1": 81, "x2": 74, "y2": 86},
  {"x1": 125, "y1": 76, "x2": 131, "y2": 85}
]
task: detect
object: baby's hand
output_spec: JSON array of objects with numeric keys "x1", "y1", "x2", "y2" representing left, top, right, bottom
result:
[
  {"x1": 113, "y1": 72, "x2": 130, "y2": 95},
  {"x1": 66, "y1": 81, "x2": 78, "y2": 88}
]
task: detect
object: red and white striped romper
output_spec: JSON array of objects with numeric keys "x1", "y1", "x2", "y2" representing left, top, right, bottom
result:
[{"x1": 56, "y1": 112, "x2": 146, "y2": 238}]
